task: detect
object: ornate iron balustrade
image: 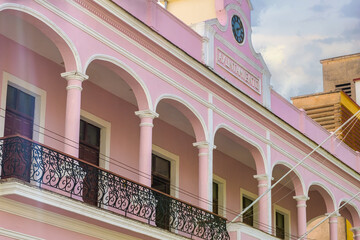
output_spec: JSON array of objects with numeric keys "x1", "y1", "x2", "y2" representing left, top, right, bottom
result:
[{"x1": 0, "y1": 135, "x2": 229, "y2": 240}]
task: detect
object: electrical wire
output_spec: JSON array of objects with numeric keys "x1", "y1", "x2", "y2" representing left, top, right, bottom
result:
[{"x1": 1, "y1": 105, "x2": 359, "y2": 237}]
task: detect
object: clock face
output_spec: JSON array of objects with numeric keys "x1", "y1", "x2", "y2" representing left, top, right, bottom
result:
[{"x1": 231, "y1": 15, "x2": 245, "y2": 44}]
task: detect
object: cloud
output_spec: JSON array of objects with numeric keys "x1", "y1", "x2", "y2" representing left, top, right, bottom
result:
[{"x1": 250, "y1": 0, "x2": 360, "y2": 100}]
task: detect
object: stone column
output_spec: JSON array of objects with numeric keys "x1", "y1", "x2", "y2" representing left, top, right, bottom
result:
[
  {"x1": 135, "y1": 110, "x2": 158, "y2": 186},
  {"x1": 254, "y1": 174, "x2": 270, "y2": 233},
  {"x1": 193, "y1": 141, "x2": 211, "y2": 210},
  {"x1": 61, "y1": 71, "x2": 88, "y2": 158},
  {"x1": 327, "y1": 212, "x2": 339, "y2": 240},
  {"x1": 293, "y1": 195, "x2": 309, "y2": 238},
  {"x1": 351, "y1": 227, "x2": 360, "y2": 240}
]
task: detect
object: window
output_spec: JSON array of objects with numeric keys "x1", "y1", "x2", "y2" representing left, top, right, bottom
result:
[
  {"x1": 242, "y1": 195, "x2": 254, "y2": 226},
  {"x1": 4, "y1": 85, "x2": 35, "y2": 139},
  {"x1": 213, "y1": 175, "x2": 226, "y2": 217},
  {"x1": 240, "y1": 188, "x2": 258, "y2": 227},
  {"x1": 276, "y1": 211, "x2": 285, "y2": 239},
  {"x1": 152, "y1": 154, "x2": 171, "y2": 194},
  {"x1": 79, "y1": 119, "x2": 100, "y2": 166},
  {"x1": 335, "y1": 83, "x2": 351, "y2": 97},
  {"x1": 273, "y1": 205, "x2": 291, "y2": 240},
  {"x1": 213, "y1": 182, "x2": 219, "y2": 214}
]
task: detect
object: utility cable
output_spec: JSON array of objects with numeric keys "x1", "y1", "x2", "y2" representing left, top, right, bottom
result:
[
  {"x1": 298, "y1": 191, "x2": 360, "y2": 240},
  {"x1": 228, "y1": 109, "x2": 360, "y2": 225}
]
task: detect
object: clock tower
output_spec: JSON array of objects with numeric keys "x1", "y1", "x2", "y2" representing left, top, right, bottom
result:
[{"x1": 161, "y1": 0, "x2": 271, "y2": 107}]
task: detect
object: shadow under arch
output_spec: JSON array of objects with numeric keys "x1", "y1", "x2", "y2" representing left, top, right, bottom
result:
[
  {"x1": 271, "y1": 161, "x2": 306, "y2": 197},
  {"x1": 84, "y1": 54, "x2": 152, "y2": 111},
  {"x1": 213, "y1": 123, "x2": 267, "y2": 174},
  {"x1": 338, "y1": 199, "x2": 360, "y2": 227},
  {"x1": 307, "y1": 182, "x2": 336, "y2": 215},
  {"x1": 0, "y1": 3, "x2": 81, "y2": 72},
  {"x1": 154, "y1": 95, "x2": 208, "y2": 142}
]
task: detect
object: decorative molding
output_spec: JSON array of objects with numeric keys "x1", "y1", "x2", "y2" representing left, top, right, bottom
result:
[
  {"x1": 293, "y1": 195, "x2": 309, "y2": 202},
  {"x1": 135, "y1": 110, "x2": 159, "y2": 119},
  {"x1": 0, "y1": 181, "x2": 187, "y2": 240},
  {"x1": 216, "y1": 48, "x2": 261, "y2": 94},
  {"x1": 0, "y1": 227, "x2": 45, "y2": 240},
  {"x1": 61, "y1": 71, "x2": 89, "y2": 81},
  {"x1": 31, "y1": 0, "x2": 360, "y2": 205},
  {"x1": 193, "y1": 141, "x2": 210, "y2": 149},
  {"x1": 40, "y1": 0, "x2": 360, "y2": 193}
]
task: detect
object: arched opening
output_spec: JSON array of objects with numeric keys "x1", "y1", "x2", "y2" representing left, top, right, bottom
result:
[
  {"x1": 271, "y1": 162, "x2": 305, "y2": 239},
  {"x1": 339, "y1": 201, "x2": 360, "y2": 240},
  {"x1": 0, "y1": 8, "x2": 78, "y2": 149},
  {"x1": 213, "y1": 126, "x2": 266, "y2": 223},
  {"x1": 153, "y1": 96, "x2": 207, "y2": 206},
  {"x1": 306, "y1": 183, "x2": 336, "y2": 240},
  {"x1": 83, "y1": 58, "x2": 150, "y2": 181}
]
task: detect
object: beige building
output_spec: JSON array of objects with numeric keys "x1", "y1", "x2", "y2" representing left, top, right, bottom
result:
[{"x1": 321, "y1": 53, "x2": 360, "y2": 101}]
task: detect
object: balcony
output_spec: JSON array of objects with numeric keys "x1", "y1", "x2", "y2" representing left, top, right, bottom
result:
[{"x1": 0, "y1": 135, "x2": 229, "y2": 240}]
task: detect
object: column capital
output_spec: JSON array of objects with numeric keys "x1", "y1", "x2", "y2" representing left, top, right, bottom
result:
[
  {"x1": 293, "y1": 195, "x2": 310, "y2": 202},
  {"x1": 351, "y1": 227, "x2": 360, "y2": 234},
  {"x1": 61, "y1": 71, "x2": 89, "y2": 81},
  {"x1": 135, "y1": 110, "x2": 159, "y2": 119},
  {"x1": 253, "y1": 174, "x2": 272, "y2": 181},
  {"x1": 193, "y1": 141, "x2": 210, "y2": 149},
  {"x1": 326, "y1": 211, "x2": 340, "y2": 218}
]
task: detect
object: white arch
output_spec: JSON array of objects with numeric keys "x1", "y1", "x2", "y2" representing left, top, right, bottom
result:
[
  {"x1": 213, "y1": 123, "x2": 267, "y2": 173},
  {"x1": 0, "y1": 3, "x2": 82, "y2": 72},
  {"x1": 271, "y1": 160, "x2": 306, "y2": 196},
  {"x1": 154, "y1": 94, "x2": 208, "y2": 142},
  {"x1": 83, "y1": 54, "x2": 153, "y2": 110},
  {"x1": 337, "y1": 198, "x2": 360, "y2": 225},
  {"x1": 307, "y1": 181, "x2": 337, "y2": 212}
]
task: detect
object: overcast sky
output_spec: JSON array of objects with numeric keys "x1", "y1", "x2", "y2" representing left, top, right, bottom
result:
[{"x1": 250, "y1": 0, "x2": 360, "y2": 100}]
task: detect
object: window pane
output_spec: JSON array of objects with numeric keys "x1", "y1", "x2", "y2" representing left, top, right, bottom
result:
[
  {"x1": 17, "y1": 89, "x2": 35, "y2": 117},
  {"x1": 213, "y1": 182, "x2": 219, "y2": 214},
  {"x1": 153, "y1": 156, "x2": 170, "y2": 179},
  {"x1": 276, "y1": 212, "x2": 285, "y2": 239},
  {"x1": 86, "y1": 123, "x2": 100, "y2": 147},
  {"x1": 6, "y1": 85, "x2": 17, "y2": 110},
  {"x1": 242, "y1": 196, "x2": 254, "y2": 226},
  {"x1": 79, "y1": 120, "x2": 85, "y2": 141}
]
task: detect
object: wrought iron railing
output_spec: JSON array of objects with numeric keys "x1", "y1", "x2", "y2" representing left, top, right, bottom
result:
[{"x1": 0, "y1": 135, "x2": 229, "y2": 240}]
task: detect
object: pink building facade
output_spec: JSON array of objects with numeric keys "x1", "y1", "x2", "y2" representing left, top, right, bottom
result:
[{"x1": 0, "y1": 0, "x2": 359, "y2": 239}]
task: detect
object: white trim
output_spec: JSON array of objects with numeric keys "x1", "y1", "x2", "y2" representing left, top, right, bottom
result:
[
  {"x1": 0, "y1": 181, "x2": 187, "y2": 240},
  {"x1": 38, "y1": 0, "x2": 360, "y2": 192},
  {"x1": 35, "y1": 0, "x2": 360, "y2": 190},
  {"x1": 0, "y1": 72, "x2": 47, "y2": 143},
  {"x1": 240, "y1": 188, "x2": 259, "y2": 228},
  {"x1": 273, "y1": 204, "x2": 291, "y2": 240},
  {"x1": 83, "y1": 54, "x2": 153, "y2": 110},
  {"x1": 25, "y1": 0, "x2": 360, "y2": 206},
  {"x1": 154, "y1": 94, "x2": 209, "y2": 142},
  {"x1": 271, "y1": 161, "x2": 306, "y2": 197},
  {"x1": 213, "y1": 174, "x2": 227, "y2": 217},
  {"x1": 152, "y1": 144, "x2": 180, "y2": 198},
  {"x1": 307, "y1": 181, "x2": 337, "y2": 212},
  {"x1": 80, "y1": 110, "x2": 111, "y2": 170},
  {"x1": 214, "y1": 123, "x2": 267, "y2": 173},
  {"x1": 0, "y1": 3, "x2": 82, "y2": 72},
  {"x1": 227, "y1": 222, "x2": 279, "y2": 240},
  {"x1": 0, "y1": 227, "x2": 45, "y2": 240}
]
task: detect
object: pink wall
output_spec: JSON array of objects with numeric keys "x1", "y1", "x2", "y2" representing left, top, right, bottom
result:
[
  {"x1": 213, "y1": 149, "x2": 258, "y2": 220},
  {"x1": 0, "y1": 35, "x2": 67, "y2": 151},
  {"x1": 0, "y1": 210, "x2": 100, "y2": 240}
]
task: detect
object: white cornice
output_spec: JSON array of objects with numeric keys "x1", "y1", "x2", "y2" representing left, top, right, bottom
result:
[
  {"x1": 0, "y1": 227, "x2": 45, "y2": 240},
  {"x1": 32, "y1": 0, "x2": 360, "y2": 198},
  {"x1": 0, "y1": 181, "x2": 188, "y2": 240}
]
